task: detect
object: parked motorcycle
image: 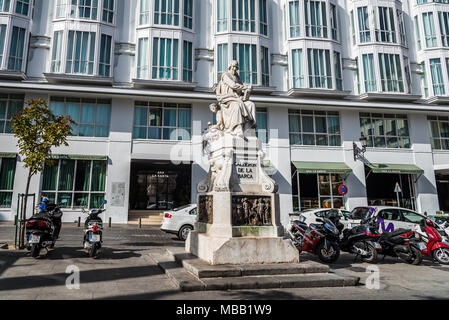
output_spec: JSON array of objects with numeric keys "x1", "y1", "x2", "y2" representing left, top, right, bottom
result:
[
  {"x1": 26, "y1": 200, "x2": 65, "y2": 258},
  {"x1": 415, "y1": 218, "x2": 449, "y2": 265},
  {"x1": 377, "y1": 228, "x2": 423, "y2": 265},
  {"x1": 288, "y1": 214, "x2": 341, "y2": 263},
  {"x1": 339, "y1": 222, "x2": 380, "y2": 263},
  {"x1": 82, "y1": 200, "x2": 107, "y2": 258}
]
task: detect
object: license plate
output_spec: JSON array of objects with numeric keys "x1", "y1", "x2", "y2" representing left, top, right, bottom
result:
[
  {"x1": 29, "y1": 235, "x2": 40, "y2": 244},
  {"x1": 89, "y1": 234, "x2": 100, "y2": 242},
  {"x1": 417, "y1": 242, "x2": 427, "y2": 251}
]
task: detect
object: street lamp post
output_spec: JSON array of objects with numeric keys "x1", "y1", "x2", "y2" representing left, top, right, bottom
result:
[{"x1": 353, "y1": 134, "x2": 368, "y2": 161}]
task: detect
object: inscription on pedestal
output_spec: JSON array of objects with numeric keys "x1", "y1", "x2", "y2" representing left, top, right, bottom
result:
[
  {"x1": 235, "y1": 159, "x2": 258, "y2": 184},
  {"x1": 231, "y1": 195, "x2": 272, "y2": 226},
  {"x1": 198, "y1": 195, "x2": 213, "y2": 224}
]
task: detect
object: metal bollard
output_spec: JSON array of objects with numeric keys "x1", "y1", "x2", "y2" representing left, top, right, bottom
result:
[
  {"x1": 139, "y1": 218, "x2": 142, "y2": 229},
  {"x1": 77, "y1": 217, "x2": 81, "y2": 227},
  {"x1": 109, "y1": 217, "x2": 111, "y2": 228},
  {"x1": 14, "y1": 215, "x2": 17, "y2": 226}
]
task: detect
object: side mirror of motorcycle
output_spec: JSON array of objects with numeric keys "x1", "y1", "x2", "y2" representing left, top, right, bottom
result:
[{"x1": 103, "y1": 200, "x2": 107, "y2": 204}]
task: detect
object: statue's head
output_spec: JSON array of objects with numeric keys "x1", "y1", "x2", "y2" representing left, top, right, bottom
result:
[
  {"x1": 209, "y1": 103, "x2": 218, "y2": 113},
  {"x1": 228, "y1": 60, "x2": 239, "y2": 75}
]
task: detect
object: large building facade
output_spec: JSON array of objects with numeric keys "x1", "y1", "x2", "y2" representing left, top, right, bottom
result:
[{"x1": 1, "y1": 0, "x2": 449, "y2": 225}]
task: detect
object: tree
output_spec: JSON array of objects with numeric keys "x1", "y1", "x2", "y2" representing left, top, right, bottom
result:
[{"x1": 11, "y1": 99, "x2": 74, "y2": 248}]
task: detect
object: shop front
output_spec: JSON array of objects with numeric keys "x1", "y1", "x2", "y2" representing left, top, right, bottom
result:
[
  {"x1": 435, "y1": 167, "x2": 449, "y2": 213},
  {"x1": 364, "y1": 163, "x2": 424, "y2": 210},
  {"x1": 291, "y1": 161, "x2": 352, "y2": 211},
  {"x1": 129, "y1": 160, "x2": 191, "y2": 211}
]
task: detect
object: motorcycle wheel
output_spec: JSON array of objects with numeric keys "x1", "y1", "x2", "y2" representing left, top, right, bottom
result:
[
  {"x1": 360, "y1": 243, "x2": 378, "y2": 264},
  {"x1": 407, "y1": 246, "x2": 423, "y2": 265},
  {"x1": 433, "y1": 248, "x2": 449, "y2": 265},
  {"x1": 317, "y1": 241, "x2": 340, "y2": 264},
  {"x1": 88, "y1": 246, "x2": 98, "y2": 258},
  {"x1": 31, "y1": 245, "x2": 40, "y2": 258}
]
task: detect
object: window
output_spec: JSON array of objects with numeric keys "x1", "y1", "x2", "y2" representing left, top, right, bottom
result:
[
  {"x1": 15, "y1": 0, "x2": 29, "y2": 15},
  {"x1": 0, "y1": 0, "x2": 11, "y2": 12},
  {"x1": 232, "y1": 0, "x2": 255, "y2": 32},
  {"x1": 71, "y1": 0, "x2": 98, "y2": 20},
  {"x1": 102, "y1": 0, "x2": 114, "y2": 23},
  {"x1": 422, "y1": 61, "x2": 429, "y2": 98},
  {"x1": 217, "y1": 43, "x2": 228, "y2": 79},
  {"x1": 307, "y1": 48, "x2": 332, "y2": 89},
  {"x1": 376, "y1": 7, "x2": 396, "y2": 43},
  {"x1": 133, "y1": 101, "x2": 191, "y2": 141},
  {"x1": 183, "y1": 0, "x2": 193, "y2": 29},
  {"x1": 362, "y1": 53, "x2": 376, "y2": 92},
  {"x1": 66, "y1": 31, "x2": 96, "y2": 75},
  {"x1": 256, "y1": 107, "x2": 268, "y2": 143},
  {"x1": 289, "y1": 0, "x2": 300, "y2": 37},
  {"x1": 430, "y1": 58, "x2": 445, "y2": 96},
  {"x1": 261, "y1": 46, "x2": 269, "y2": 86},
  {"x1": 232, "y1": 43, "x2": 257, "y2": 84},
  {"x1": 360, "y1": 113, "x2": 410, "y2": 148},
  {"x1": 99, "y1": 34, "x2": 112, "y2": 77},
  {"x1": 397, "y1": 10, "x2": 406, "y2": 46},
  {"x1": 415, "y1": 16, "x2": 422, "y2": 50},
  {"x1": 217, "y1": 0, "x2": 227, "y2": 32},
  {"x1": 51, "y1": 31, "x2": 63, "y2": 73},
  {"x1": 8, "y1": 26, "x2": 25, "y2": 71},
  {"x1": 401, "y1": 210, "x2": 424, "y2": 223},
  {"x1": 404, "y1": 56, "x2": 412, "y2": 94},
  {"x1": 0, "y1": 94, "x2": 24, "y2": 133},
  {"x1": 330, "y1": 3, "x2": 337, "y2": 41},
  {"x1": 154, "y1": 0, "x2": 180, "y2": 26},
  {"x1": 0, "y1": 157, "x2": 16, "y2": 208},
  {"x1": 137, "y1": 38, "x2": 149, "y2": 79},
  {"x1": 140, "y1": 0, "x2": 150, "y2": 25},
  {"x1": 288, "y1": 109, "x2": 341, "y2": 146},
  {"x1": 0, "y1": 25, "x2": 7, "y2": 66},
  {"x1": 259, "y1": 0, "x2": 267, "y2": 36},
  {"x1": 304, "y1": 0, "x2": 327, "y2": 38},
  {"x1": 378, "y1": 53, "x2": 404, "y2": 93},
  {"x1": 152, "y1": 37, "x2": 179, "y2": 80},
  {"x1": 357, "y1": 6, "x2": 370, "y2": 43},
  {"x1": 423, "y1": 12, "x2": 437, "y2": 48},
  {"x1": 182, "y1": 40, "x2": 192, "y2": 82},
  {"x1": 438, "y1": 11, "x2": 449, "y2": 47},
  {"x1": 55, "y1": 0, "x2": 65, "y2": 17},
  {"x1": 291, "y1": 49, "x2": 304, "y2": 88},
  {"x1": 41, "y1": 159, "x2": 107, "y2": 209},
  {"x1": 50, "y1": 97, "x2": 111, "y2": 137},
  {"x1": 428, "y1": 115, "x2": 449, "y2": 150},
  {"x1": 334, "y1": 51, "x2": 342, "y2": 90}
]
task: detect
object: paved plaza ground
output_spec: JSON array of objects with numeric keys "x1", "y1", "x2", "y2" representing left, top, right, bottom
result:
[{"x1": 0, "y1": 221, "x2": 448, "y2": 300}]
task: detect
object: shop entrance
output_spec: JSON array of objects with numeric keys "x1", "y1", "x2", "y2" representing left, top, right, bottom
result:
[
  {"x1": 436, "y1": 172, "x2": 449, "y2": 213},
  {"x1": 129, "y1": 160, "x2": 191, "y2": 211},
  {"x1": 365, "y1": 169, "x2": 416, "y2": 210}
]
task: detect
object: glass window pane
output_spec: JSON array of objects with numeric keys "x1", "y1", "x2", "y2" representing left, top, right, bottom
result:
[
  {"x1": 74, "y1": 160, "x2": 91, "y2": 191},
  {"x1": 58, "y1": 160, "x2": 75, "y2": 191},
  {"x1": 90, "y1": 193, "x2": 105, "y2": 208},
  {"x1": 42, "y1": 163, "x2": 58, "y2": 191},
  {"x1": 0, "y1": 158, "x2": 16, "y2": 190},
  {"x1": 91, "y1": 161, "x2": 106, "y2": 192},
  {"x1": 163, "y1": 109, "x2": 177, "y2": 127}
]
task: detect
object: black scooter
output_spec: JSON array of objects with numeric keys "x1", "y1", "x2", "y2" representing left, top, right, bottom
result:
[
  {"x1": 26, "y1": 200, "x2": 65, "y2": 258},
  {"x1": 82, "y1": 200, "x2": 107, "y2": 258}
]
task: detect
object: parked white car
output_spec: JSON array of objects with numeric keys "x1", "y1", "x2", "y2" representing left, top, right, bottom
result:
[
  {"x1": 290, "y1": 208, "x2": 357, "y2": 228},
  {"x1": 160, "y1": 204, "x2": 197, "y2": 240}
]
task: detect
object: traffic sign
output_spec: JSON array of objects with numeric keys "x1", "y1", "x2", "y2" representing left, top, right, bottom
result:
[
  {"x1": 338, "y1": 184, "x2": 348, "y2": 196},
  {"x1": 394, "y1": 183, "x2": 402, "y2": 193}
]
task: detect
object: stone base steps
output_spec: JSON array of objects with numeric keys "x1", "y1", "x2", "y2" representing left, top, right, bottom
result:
[{"x1": 150, "y1": 246, "x2": 360, "y2": 292}]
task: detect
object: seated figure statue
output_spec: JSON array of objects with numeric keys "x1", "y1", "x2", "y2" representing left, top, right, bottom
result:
[{"x1": 215, "y1": 60, "x2": 257, "y2": 136}]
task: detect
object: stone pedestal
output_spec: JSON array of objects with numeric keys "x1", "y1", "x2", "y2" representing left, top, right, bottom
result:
[{"x1": 186, "y1": 133, "x2": 299, "y2": 265}]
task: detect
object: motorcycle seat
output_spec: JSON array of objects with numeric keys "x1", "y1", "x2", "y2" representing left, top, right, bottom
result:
[{"x1": 381, "y1": 228, "x2": 412, "y2": 240}]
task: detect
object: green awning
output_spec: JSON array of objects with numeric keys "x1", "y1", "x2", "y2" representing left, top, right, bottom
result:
[
  {"x1": 292, "y1": 161, "x2": 352, "y2": 174},
  {"x1": 366, "y1": 163, "x2": 424, "y2": 174},
  {"x1": 49, "y1": 154, "x2": 108, "y2": 161},
  {"x1": 0, "y1": 153, "x2": 17, "y2": 158},
  {"x1": 263, "y1": 160, "x2": 277, "y2": 176}
]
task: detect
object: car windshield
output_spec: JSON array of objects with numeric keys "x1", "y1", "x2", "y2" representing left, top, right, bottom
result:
[
  {"x1": 172, "y1": 204, "x2": 192, "y2": 211},
  {"x1": 350, "y1": 207, "x2": 372, "y2": 220}
]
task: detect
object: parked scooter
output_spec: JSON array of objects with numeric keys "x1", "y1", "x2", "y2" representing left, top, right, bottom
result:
[
  {"x1": 82, "y1": 200, "x2": 107, "y2": 258},
  {"x1": 377, "y1": 228, "x2": 423, "y2": 265},
  {"x1": 26, "y1": 199, "x2": 65, "y2": 258},
  {"x1": 415, "y1": 218, "x2": 449, "y2": 265},
  {"x1": 288, "y1": 213, "x2": 341, "y2": 263},
  {"x1": 339, "y1": 221, "x2": 380, "y2": 263}
]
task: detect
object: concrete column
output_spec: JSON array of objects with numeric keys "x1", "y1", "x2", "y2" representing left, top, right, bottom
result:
[
  {"x1": 267, "y1": 106, "x2": 292, "y2": 226},
  {"x1": 341, "y1": 109, "x2": 368, "y2": 210},
  {"x1": 409, "y1": 113, "x2": 439, "y2": 214},
  {"x1": 105, "y1": 98, "x2": 133, "y2": 224}
]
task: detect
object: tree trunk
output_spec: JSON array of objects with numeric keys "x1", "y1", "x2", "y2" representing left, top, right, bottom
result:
[{"x1": 19, "y1": 169, "x2": 32, "y2": 249}]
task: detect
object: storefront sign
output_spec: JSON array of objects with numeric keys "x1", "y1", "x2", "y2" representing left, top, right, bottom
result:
[
  {"x1": 111, "y1": 182, "x2": 126, "y2": 207},
  {"x1": 235, "y1": 159, "x2": 258, "y2": 183},
  {"x1": 338, "y1": 185, "x2": 348, "y2": 196}
]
